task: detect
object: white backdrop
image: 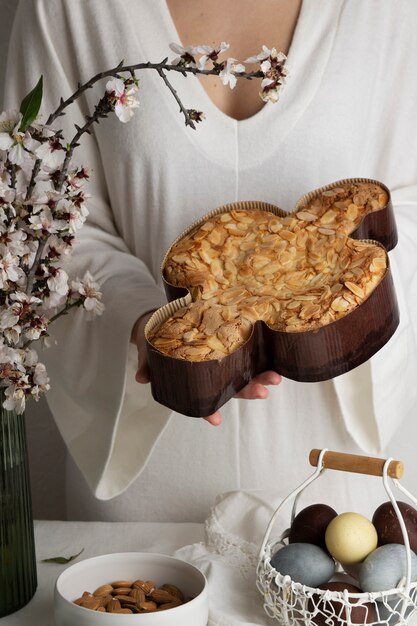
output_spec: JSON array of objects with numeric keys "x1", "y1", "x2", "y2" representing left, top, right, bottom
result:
[{"x1": 1, "y1": 0, "x2": 67, "y2": 519}]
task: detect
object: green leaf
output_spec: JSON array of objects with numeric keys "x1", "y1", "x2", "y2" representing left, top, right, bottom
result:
[
  {"x1": 19, "y1": 75, "x2": 43, "y2": 132},
  {"x1": 41, "y1": 547, "x2": 84, "y2": 564}
]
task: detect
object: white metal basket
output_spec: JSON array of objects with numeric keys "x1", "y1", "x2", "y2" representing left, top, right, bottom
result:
[{"x1": 256, "y1": 449, "x2": 417, "y2": 626}]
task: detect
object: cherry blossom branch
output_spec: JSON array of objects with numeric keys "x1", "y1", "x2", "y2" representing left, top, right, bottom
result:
[
  {"x1": 55, "y1": 94, "x2": 112, "y2": 191},
  {"x1": 21, "y1": 300, "x2": 80, "y2": 349},
  {"x1": 25, "y1": 240, "x2": 46, "y2": 295},
  {"x1": 46, "y1": 60, "x2": 263, "y2": 126},
  {"x1": 25, "y1": 159, "x2": 42, "y2": 200}
]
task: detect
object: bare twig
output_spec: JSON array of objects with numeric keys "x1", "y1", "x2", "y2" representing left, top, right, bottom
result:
[
  {"x1": 156, "y1": 67, "x2": 196, "y2": 129},
  {"x1": 55, "y1": 94, "x2": 112, "y2": 191},
  {"x1": 25, "y1": 158, "x2": 42, "y2": 200},
  {"x1": 25, "y1": 240, "x2": 46, "y2": 295}
]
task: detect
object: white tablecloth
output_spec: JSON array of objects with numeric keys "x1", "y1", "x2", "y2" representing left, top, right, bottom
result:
[
  {"x1": 1, "y1": 520, "x2": 205, "y2": 626},
  {"x1": 3, "y1": 492, "x2": 417, "y2": 626}
]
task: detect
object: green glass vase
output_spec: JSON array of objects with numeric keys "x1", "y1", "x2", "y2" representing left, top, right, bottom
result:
[{"x1": 0, "y1": 389, "x2": 37, "y2": 616}]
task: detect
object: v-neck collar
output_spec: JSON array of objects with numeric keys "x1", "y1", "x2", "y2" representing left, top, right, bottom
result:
[
  {"x1": 163, "y1": 0, "x2": 300, "y2": 125},
  {"x1": 152, "y1": 0, "x2": 344, "y2": 170}
]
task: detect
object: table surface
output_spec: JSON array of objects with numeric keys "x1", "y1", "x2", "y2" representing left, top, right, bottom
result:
[
  {"x1": 1, "y1": 520, "x2": 205, "y2": 626},
  {"x1": 5, "y1": 521, "x2": 417, "y2": 626}
]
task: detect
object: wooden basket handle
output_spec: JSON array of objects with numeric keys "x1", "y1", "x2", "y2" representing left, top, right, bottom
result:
[{"x1": 309, "y1": 449, "x2": 404, "y2": 479}]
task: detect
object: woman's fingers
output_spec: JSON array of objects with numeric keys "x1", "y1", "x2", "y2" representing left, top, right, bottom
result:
[
  {"x1": 135, "y1": 357, "x2": 150, "y2": 383},
  {"x1": 133, "y1": 311, "x2": 154, "y2": 383},
  {"x1": 203, "y1": 371, "x2": 282, "y2": 425},
  {"x1": 203, "y1": 411, "x2": 223, "y2": 426},
  {"x1": 235, "y1": 371, "x2": 282, "y2": 399}
]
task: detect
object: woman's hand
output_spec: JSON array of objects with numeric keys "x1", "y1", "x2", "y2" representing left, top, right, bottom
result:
[
  {"x1": 131, "y1": 311, "x2": 155, "y2": 384},
  {"x1": 131, "y1": 312, "x2": 282, "y2": 425},
  {"x1": 204, "y1": 370, "x2": 282, "y2": 425}
]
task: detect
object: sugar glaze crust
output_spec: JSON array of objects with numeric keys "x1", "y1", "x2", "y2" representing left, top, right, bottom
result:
[{"x1": 150, "y1": 181, "x2": 391, "y2": 362}]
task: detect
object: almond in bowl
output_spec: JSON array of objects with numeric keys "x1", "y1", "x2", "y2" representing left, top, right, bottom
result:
[
  {"x1": 146, "y1": 178, "x2": 398, "y2": 417},
  {"x1": 54, "y1": 552, "x2": 208, "y2": 626}
]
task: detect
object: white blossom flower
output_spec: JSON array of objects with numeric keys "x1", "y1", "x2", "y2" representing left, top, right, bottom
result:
[
  {"x1": 106, "y1": 78, "x2": 140, "y2": 123},
  {"x1": 0, "y1": 109, "x2": 21, "y2": 150},
  {"x1": 24, "y1": 349, "x2": 38, "y2": 367},
  {"x1": 169, "y1": 43, "x2": 200, "y2": 67},
  {"x1": 0, "y1": 251, "x2": 21, "y2": 287},
  {"x1": 0, "y1": 112, "x2": 39, "y2": 168},
  {"x1": 71, "y1": 271, "x2": 105, "y2": 316},
  {"x1": 0, "y1": 304, "x2": 21, "y2": 329},
  {"x1": 24, "y1": 314, "x2": 49, "y2": 341},
  {"x1": 245, "y1": 45, "x2": 286, "y2": 64},
  {"x1": 0, "y1": 227, "x2": 27, "y2": 257},
  {"x1": 46, "y1": 267, "x2": 69, "y2": 296},
  {"x1": 44, "y1": 233, "x2": 73, "y2": 258},
  {"x1": 29, "y1": 206, "x2": 67, "y2": 234},
  {"x1": 0, "y1": 164, "x2": 14, "y2": 203},
  {"x1": 260, "y1": 86, "x2": 280, "y2": 103},
  {"x1": 35, "y1": 136, "x2": 66, "y2": 169},
  {"x1": 7, "y1": 136, "x2": 34, "y2": 168},
  {"x1": 3, "y1": 324, "x2": 21, "y2": 345},
  {"x1": 219, "y1": 58, "x2": 245, "y2": 90},
  {"x1": 196, "y1": 42, "x2": 230, "y2": 70},
  {"x1": 66, "y1": 167, "x2": 91, "y2": 190},
  {"x1": 67, "y1": 205, "x2": 89, "y2": 233},
  {"x1": 33, "y1": 362, "x2": 49, "y2": 387},
  {"x1": 245, "y1": 47, "x2": 289, "y2": 103},
  {"x1": 0, "y1": 338, "x2": 22, "y2": 365},
  {"x1": 2, "y1": 381, "x2": 28, "y2": 414},
  {"x1": 20, "y1": 238, "x2": 39, "y2": 268},
  {"x1": 0, "y1": 181, "x2": 13, "y2": 202},
  {"x1": 10, "y1": 292, "x2": 42, "y2": 306}
]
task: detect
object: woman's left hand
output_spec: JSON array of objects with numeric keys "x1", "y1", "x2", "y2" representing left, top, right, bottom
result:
[{"x1": 204, "y1": 370, "x2": 282, "y2": 425}]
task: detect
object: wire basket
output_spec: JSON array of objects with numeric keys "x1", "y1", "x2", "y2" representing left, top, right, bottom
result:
[{"x1": 256, "y1": 449, "x2": 417, "y2": 626}]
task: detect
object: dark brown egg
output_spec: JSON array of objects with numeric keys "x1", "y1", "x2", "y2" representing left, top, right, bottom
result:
[
  {"x1": 372, "y1": 501, "x2": 417, "y2": 553},
  {"x1": 289, "y1": 504, "x2": 338, "y2": 549},
  {"x1": 309, "y1": 582, "x2": 376, "y2": 626}
]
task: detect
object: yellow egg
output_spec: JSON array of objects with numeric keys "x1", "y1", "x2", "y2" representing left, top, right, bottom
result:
[{"x1": 325, "y1": 512, "x2": 378, "y2": 565}]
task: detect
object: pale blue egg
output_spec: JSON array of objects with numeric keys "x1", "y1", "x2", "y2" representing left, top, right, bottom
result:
[
  {"x1": 270, "y1": 543, "x2": 335, "y2": 587},
  {"x1": 359, "y1": 544, "x2": 417, "y2": 594}
]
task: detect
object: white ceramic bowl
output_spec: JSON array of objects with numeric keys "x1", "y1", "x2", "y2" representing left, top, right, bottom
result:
[{"x1": 54, "y1": 552, "x2": 208, "y2": 626}]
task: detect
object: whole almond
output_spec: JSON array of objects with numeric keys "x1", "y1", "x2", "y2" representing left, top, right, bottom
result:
[
  {"x1": 93, "y1": 584, "x2": 114, "y2": 597},
  {"x1": 80, "y1": 597, "x2": 101, "y2": 611},
  {"x1": 130, "y1": 588, "x2": 146, "y2": 604},
  {"x1": 139, "y1": 600, "x2": 158, "y2": 612},
  {"x1": 150, "y1": 589, "x2": 176, "y2": 604},
  {"x1": 157, "y1": 600, "x2": 182, "y2": 611},
  {"x1": 133, "y1": 579, "x2": 155, "y2": 595},
  {"x1": 106, "y1": 597, "x2": 122, "y2": 613},
  {"x1": 110, "y1": 580, "x2": 133, "y2": 588},
  {"x1": 112, "y1": 587, "x2": 133, "y2": 595},
  {"x1": 114, "y1": 594, "x2": 137, "y2": 605},
  {"x1": 160, "y1": 583, "x2": 185, "y2": 602}
]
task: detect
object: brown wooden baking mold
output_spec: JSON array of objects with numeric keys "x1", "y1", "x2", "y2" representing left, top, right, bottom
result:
[{"x1": 145, "y1": 178, "x2": 399, "y2": 417}]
